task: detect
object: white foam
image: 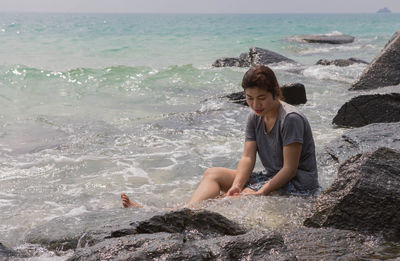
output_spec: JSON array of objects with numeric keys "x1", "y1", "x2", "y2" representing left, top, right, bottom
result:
[
  {"x1": 302, "y1": 64, "x2": 366, "y2": 83},
  {"x1": 64, "y1": 205, "x2": 89, "y2": 217}
]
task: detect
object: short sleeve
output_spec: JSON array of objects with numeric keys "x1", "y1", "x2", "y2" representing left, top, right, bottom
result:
[
  {"x1": 282, "y1": 113, "x2": 304, "y2": 146},
  {"x1": 245, "y1": 112, "x2": 256, "y2": 141}
]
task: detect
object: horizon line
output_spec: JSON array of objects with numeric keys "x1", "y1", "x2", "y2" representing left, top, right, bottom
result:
[{"x1": 0, "y1": 11, "x2": 398, "y2": 15}]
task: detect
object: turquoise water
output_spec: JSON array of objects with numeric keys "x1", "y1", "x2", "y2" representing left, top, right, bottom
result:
[{"x1": 1, "y1": 13, "x2": 400, "y2": 256}]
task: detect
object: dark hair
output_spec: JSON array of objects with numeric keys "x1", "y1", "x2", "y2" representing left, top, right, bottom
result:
[{"x1": 241, "y1": 65, "x2": 282, "y2": 99}]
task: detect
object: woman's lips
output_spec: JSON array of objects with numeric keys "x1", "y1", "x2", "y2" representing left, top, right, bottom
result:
[{"x1": 255, "y1": 109, "x2": 263, "y2": 114}]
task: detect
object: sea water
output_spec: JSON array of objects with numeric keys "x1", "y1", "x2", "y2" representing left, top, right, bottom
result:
[{"x1": 1, "y1": 13, "x2": 400, "y2": 254}]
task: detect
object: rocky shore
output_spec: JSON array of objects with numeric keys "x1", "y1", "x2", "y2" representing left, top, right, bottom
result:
[{"x1": 2, "y1": 31, "x2": 400, "y2": 261}]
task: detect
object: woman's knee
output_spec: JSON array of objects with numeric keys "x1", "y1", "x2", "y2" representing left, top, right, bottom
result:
[{"x1": 202, "y1": 167, "x2": 222, "y2": 181}]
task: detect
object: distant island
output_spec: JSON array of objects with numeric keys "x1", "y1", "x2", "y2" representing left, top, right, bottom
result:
[{"x1": 376, "y1": 7, "x2": 392, "y2": 13}]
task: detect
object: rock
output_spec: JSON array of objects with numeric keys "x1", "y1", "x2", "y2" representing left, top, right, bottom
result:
[
  {"x1": 280, "y1": 83, "x2": 307, "y2": 105},
  {"x1": 316, "y1": 57, "x2": 368, "y2": 67},
  {"x1": 61, "y1": 208, "x2": 294, "y2": 260},
  {"x1": 283, "y1": 227, "x2": 375, "y2": 260},
  {"x1": 224, "y1": 91, "x2": 247, "y2": 106},
  {"x1": 304, "y1": 147, "x2": 400, "y2": 241},
  {"x1": 133, "y1": 208, "x2": 246, "y2": 236},
  {"x1": 332, "y1": 93, "x2": 400, "y2": 127},
  {"x1": 223, "y1": 83, "x2": 307, "y2": 106},
  {"x1": 351, "y1": 30, "x2": 400, "y2": 90},
  {"x1": 293, "y1": 34, "x2": 355, "y2": 44},
  {"x1": 249, "y1": 47, "x2": 296, "y2": 65},
  {"x1": 212, "y1": 56, "x2": 250, "y2": 67},
  {"x1": 213, "y1": 47, "x2": 296, "y2": 67},
  {"x1": 68, "y1": 230, "x2": 294, "y2": 261},
  {"x1": 326, "y1": 122, "x2": 400, "y2": 164},
  {"x1": 0, "y1": 242, "x2": 15, "y2": 259}
]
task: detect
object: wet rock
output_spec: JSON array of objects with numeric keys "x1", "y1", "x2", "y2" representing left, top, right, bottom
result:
[
  {"x1": 325, "y1": 122, "x2": 400, "y2": 164},
  {"x1": 351, "y1": 30, "x2": 400, "y2": 90},
  {"x1": 293, "y1": 34, "x2": 355, "y2": 44},
  {"x1": 68, "y1": 230, "x2": 294, "y2": 261},
  {"x1": 332, "y1": 93, "x2": 400, "y2": 127},
  {"x1": 280, "y1": 83, "x2": 307, "y2": 105},
  {"x1": 284, "y1": 227, "x2": 375, "y2": 260},
  {"x1": 304, "y1": 147, "x2": 400, "y2": 241},
  {"x1": 223, "y1": 83, "x2": 307, "y2": 106},
  {"x1": 224, "y1": 91, "x2": 247, "y2": 106},
  {"x1": 0, "y1": 242, "x2": 15, "y2": 259},
  {"x1": 316, "y1": 57, "x2": 368, "y2": 67},
  {"x1": 134, "y1": 208, "x2": 246, "y2": 236},
  {"x1": 213, "y1": 47, "x2": 296, "y2": 67}
]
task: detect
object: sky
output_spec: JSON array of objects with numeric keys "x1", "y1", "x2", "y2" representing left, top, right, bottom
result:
[{"x1": 0, "y1": 0, "x2": 399, "y2": 14}]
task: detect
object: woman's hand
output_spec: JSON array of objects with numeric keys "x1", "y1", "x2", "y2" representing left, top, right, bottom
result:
[
  {"x1": 241, "y1": 188, "x2": 263, "y2": 196},
  {"x1": 226, "y1": 185, "x2": 242, "y2": 196}
]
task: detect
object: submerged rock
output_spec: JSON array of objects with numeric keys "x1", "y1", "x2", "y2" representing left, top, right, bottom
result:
[
  {"x1": 304, "y1": 147, "x2": 400, "y2": 241},
  {"x1": 351, "y1": 30, "x2": 400, "y2": 90},
  {"x1": 224, "y1": 83, "x2": 307, "y2": 106},
  {"x1": 316, "y1": 57, "x2": 368, "y2": 67},
  {"x1": 332, "y1": 93, "x2": 400, "y2": 127},
  {"x1": 213, "y1": 47, "x2": 296, "y2": 67},
  {"x1": 325, "y1": 122, "x2": 400, "y2": 164},
  {"x1": 292, "y1": 34, "x2": 355, "y2": 44}
]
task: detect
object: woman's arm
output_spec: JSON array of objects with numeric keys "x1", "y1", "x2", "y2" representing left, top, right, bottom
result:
[
  {"x1": 226, "y1": 140, "x2": 257, "y2": 196},
  {"x1": 257, "y1": 142, "x2": 302, "y2": 196}
]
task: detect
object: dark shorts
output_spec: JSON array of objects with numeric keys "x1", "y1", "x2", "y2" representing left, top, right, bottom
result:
[{"x1": 244, "y1": 169, "x2": 321, "y2": 197}]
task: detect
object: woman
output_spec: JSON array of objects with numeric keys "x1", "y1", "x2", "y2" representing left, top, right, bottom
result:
[{"x1": 122, "y1": 65, "x2": 320, "y2": 208}]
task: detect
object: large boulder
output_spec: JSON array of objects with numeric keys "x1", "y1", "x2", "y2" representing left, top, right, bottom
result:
[
  {"x1": 316, "y1": 57, "x2": 368, "y2": 67},
  {"x1": 26, "y1": 208, "x2": 295, "y2": 260},
  {"x1": 292, "y1": 34, "x2": 355, "y2": 44},
  {"x1": 304, "y1": 147, "x2": 400, "y2": 241},
  {"x1": 350, "y1": 30, "x2": 400, "y2": 90},
  {"x1": 213, "y1": 47, "x2": 296, "y2": 67},
  {"x1": 326, "y1": 122, "x2": 400, "y2": 164},
  {"x1": 224, "y1": 83, "x2": 307, "y2": 106},
  {"x1": 68, "y1": 229, "x2": 293, "y2": 261},
  {"x1": 332, "y1": 93, "x2": 400, "y2": 127}
]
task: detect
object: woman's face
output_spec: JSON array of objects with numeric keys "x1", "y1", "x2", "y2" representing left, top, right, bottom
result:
[{"x1": 245, "y1": 87, "x2": 276, "y2": 116}]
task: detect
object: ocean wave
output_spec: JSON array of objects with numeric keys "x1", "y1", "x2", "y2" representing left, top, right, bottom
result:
[{"x1": 302, "y1": 63, "x2": 366, "y2": 83}]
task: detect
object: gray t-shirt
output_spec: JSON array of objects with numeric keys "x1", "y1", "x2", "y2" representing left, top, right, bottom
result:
[{"x1": 245, "y1": 101, "x2": 319, "y2": 191}]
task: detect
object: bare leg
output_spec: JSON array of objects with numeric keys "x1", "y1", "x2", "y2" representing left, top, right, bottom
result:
[
  {"x1": 121, "y1": 193, "x2": 143, "y2": 208},
  {"x1": 188, "y1": 167, "x2": 236, "y2": 207}
]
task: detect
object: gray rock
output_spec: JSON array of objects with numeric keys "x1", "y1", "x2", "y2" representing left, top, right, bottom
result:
[
  {"x1": 63, "y1": 208, "x2": 294, "y2": 260},
  {"x1": 284, "y1": 227, "x2": 375, "y2": 260},
  {"x1": 326, "y1": 122, "x2": 400, "y2": 164},
  {"x1": 68, "y1": 230, "x2": 295, "y2": 261},
  {"x1": 351, "y1": 30, "x2": 400, "y2": 90},
  {"x1": 0, "y1": 242, "x2": 15, "y2": 259},
  {"x1": 294, "y1": 34, "x2": 355, "y2": 44},
  {"x1": 213, "y1": 47, "x2": 296, "y2": 67},
  {"x1": 304, "y1": 147, "x2": 400, "y2": 241},
  {"x1": 316, "y1": 57, "x2": 368, "y2": 67},
  {"x1": 332, "y1": 93, "x2": 400, "y2": 127},
  {"x1": 280, "y1": 83, "x2": 307, "y2": 105},
  {"x1": 249, "y1": 47, "x2": 296, "y2": 65},
  {"x1": 223, "y1": 83, "x2": 307, "y2": 106}
]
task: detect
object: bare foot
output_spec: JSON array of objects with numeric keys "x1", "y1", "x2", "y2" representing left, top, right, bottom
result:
[{"x1": 121, "y1": 193, "x2": 143, "y2": 208}]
